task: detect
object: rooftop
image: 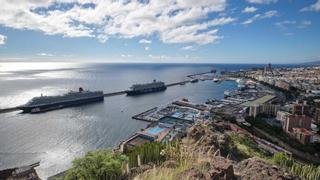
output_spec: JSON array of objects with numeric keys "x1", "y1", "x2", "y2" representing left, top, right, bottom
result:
[
  {"x1": 292, "y1": 128, "x2": 314, "y2": 136},
  {"x1": 242, "y1": 95, "x2": 276, "y2": 106}
]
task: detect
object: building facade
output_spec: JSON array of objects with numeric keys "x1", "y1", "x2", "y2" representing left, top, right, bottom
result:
[
  {"x1": 283, "y1": 114, "x2": 312, "y2": 133},
  {"x1": 314, "y1": 103, "x2": 320, "y2": 125},
  {"x1": 292, "y1": 128, "x2": 313, "y2": 144},
  {"x1": 292, "y1": 100, "x2": 309, "y2": 115}
]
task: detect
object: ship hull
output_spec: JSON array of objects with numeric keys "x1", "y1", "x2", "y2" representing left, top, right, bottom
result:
[
  {"x1": 126, "y1": 86, "x2": 166, "y2": 96},
  {"x1": 18, "y1": 96, "x2": 104, "y2": 113}
]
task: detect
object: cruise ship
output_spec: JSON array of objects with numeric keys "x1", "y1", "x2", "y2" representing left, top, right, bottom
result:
[
  {"x1": 17, "y1": 88, "x2": 104, "y2": 113},
  {"x1": 127, "y1": 80, "x2": 166, "y2": 96}
]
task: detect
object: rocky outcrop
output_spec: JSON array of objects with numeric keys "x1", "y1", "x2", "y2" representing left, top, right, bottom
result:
[
  {"x1": 175, "y1": 156, "x2": 236, "y2": 180},
  {"x1": 235, "y1": 157, "x2": 300, "y2": 180},
  {"x1": 187, "y1": 120, "x2": 238, "y2": 158},
  {"x1": 133, "y1": 121, "x2": 300, "y2": 180}
]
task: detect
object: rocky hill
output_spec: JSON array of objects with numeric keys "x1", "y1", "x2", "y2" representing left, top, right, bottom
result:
[{"x1": 133, "y1": 120, "x2": 299, "y2": 180}]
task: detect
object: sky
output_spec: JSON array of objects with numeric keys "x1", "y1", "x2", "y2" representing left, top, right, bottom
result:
[{"x1": 0, "y1": 0, "x2": 319, "y2": 64}]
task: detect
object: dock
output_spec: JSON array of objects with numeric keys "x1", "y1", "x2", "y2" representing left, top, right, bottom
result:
[
  {"x1": 132, "y1": 107, "x2": 158, "y2": 122},
  {"x1": 0, "y1": 107, "x2": 19, "y2": 114},
  {"x1": 165, "y1": 80, "x2": 190, "y2": 87},
  {"x1": 103, "y1": 90, "x2": 127, "y2": 97},
  {"x1": 0, "y1": 70, "x2": 221, "y2": 114},
  {"x1": 187, "y1": 71, "x2": 212, "y2": 78}
]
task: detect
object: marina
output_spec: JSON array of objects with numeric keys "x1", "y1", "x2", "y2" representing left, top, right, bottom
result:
[
  {"x1": 0, "y1": 71, "x2": 219, "y2": 114},
  {"x1": 0, "y1": 63, "x2": 239, "y2": 178}
]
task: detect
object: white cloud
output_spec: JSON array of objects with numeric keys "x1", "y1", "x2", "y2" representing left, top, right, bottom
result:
[
  {"x1": 145, "y1": 46, "x2": 150, "y2": 51},
  {"x1": 0, "y1": 0, "x2": 232, "y2": 45},
  {"x1": 208, "y1": 17, "x2": 236, "y2": 26},
  {"x1": 275, "y1": 20, "x2": 296, "y2": 30},
  {"x1": 284, "y1": 32, "x2": 294, "y2": 36},
  {"x1": 37, "y1": 52, "x2": 54, "y2": 56},
  {"x1": 181, "y1": 46, "x2": 194, "y2": 50},
  {"x1": 242, "y1": 6, "x2": 258, "y2": 13},
  {"x1": 242, "y1": 10, "x2": 278, "y2": 25},
  {"x1": 148, "y1": 54, "x2": 167, "y2": 60},
  {"x1": 246, "y1": 0, "x2": 277, "y2": 4},
  {"x1": 121, "y1": 54, "x2": 132, "y2": 58},
  {"x1": 301, "y1": 0, "x2": 320, "y2": 12},
  {"x1": 275, "y1": 20, "x2": 311, "y2": 30},
  {"x1": 0, "y1": 34, "x2": 7, "y2": 45},
  {"x1": 148, "y1": 54, "x2": 199, "y2": 61},
  {"x1": 298, "y1": 20, "x2": 311, "y2": 29},
  {"x1": 139, "y1": 39, "x2": 152, "y2": 44}
]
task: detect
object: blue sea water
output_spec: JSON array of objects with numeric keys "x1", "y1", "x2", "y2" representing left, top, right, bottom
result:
[{"x1": 0, "y1": 62, "x2": 300, "y2": 178}]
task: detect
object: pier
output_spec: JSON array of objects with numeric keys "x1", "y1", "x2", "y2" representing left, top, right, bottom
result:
[
  {"x1": 165, "y1": 80, "x2": 190, "y2": 87},
  {"x1": 0, "y1": 70, "x2": 220, "y2": 114},
  {"x1": 0, "y1": 107, "x2": 19, "y2": 114},
  {"x1": 132, "y1": 107, "x2": 158, "y2": 122},
  {"x1": 187, "y1": 71, "x2": 212, "y2": 78},
  {"x1": 103, "y1": 90, "x2": 127, "y2": 97}
]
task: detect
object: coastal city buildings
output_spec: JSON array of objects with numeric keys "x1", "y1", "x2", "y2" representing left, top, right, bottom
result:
[
  {"x1": 314, "y1": 102, "x2": 320, "y2": 125},
  {"x1": 244, "y1": 65, "x2": 320, "y2": 144},
  {"x1": 245, "y1": 65, "x2": 320, "y2": 95},
  {"x1": 292, "y1": 128, "x2": 314, "y2": 145},
  {"x1": 282, "y1": 114, "x2": 312, "y2": 133},
  {"x1": 292, "y1": 100, "x2": 309, "y2": 115},
  {"x1": 247, "y1": 95, "x2": 279, "y2": 118}
]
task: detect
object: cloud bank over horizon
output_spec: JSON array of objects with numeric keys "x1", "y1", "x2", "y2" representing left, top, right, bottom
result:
[{"x1": 0, "y1": 0, "x2": 319, "y2": 63}]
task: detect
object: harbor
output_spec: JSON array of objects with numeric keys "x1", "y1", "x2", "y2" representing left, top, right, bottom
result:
[
  {"x1": 117, "y1": 72, "x2": 320, "y2": 165},
  {"x1": 0, "y1": 65, "x2": 236, "y2": 178},
  {"x1": 0, "y1": 70, "x2": 220, "y2": 114}
]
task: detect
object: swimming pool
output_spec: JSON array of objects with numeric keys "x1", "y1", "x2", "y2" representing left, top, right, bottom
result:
[
  {"x1": 147, "y1": 126, "x2": 165, "y2": 135},
  {"x1": 172, "y1": 112, "x2": 182, "y2": 118}
]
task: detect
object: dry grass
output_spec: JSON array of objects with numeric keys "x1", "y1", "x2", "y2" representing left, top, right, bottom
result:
[{"x1": 134, "y1": 138, "x2": 225, "y2": 180}]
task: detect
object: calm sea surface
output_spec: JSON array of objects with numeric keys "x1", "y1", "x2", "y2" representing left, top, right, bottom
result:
[{"x1": 0, "y1": 62, "x2": 297, "y2": 178}]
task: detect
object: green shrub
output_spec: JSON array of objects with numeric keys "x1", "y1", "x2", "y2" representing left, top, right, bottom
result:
[
  {"x1": 230, "y1": 133, "x2": 269, "y2": 159},
  {"x1": 65, "y1": 150, "x2": 128, "y2": 180},
  {"x1": 125, "y1": 142, "x2": 166, "y2": 167},
  {"x1": 272, "y1": 152, "x2": 320, "y2": 180}
]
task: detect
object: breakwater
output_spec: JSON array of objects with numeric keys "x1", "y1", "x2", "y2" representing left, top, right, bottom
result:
[{"x1": 0, "y1": 71, "x2": 217, "y2": 114}]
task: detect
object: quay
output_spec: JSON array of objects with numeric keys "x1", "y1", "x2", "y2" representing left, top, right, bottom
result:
[
  {"x1": 165, "y1": 80, "x2": 190, "y2": 87},
  {"x1": 0, "y1": 107, "x2": 19, "y2": 114},
  {"x1": 103, "y1": 90, "x2": 127, "y2": 97},
  {"x1": 132, "y1": 107, "x2": 158, "y2": 122},
  {"x1": 187, "y1": 71, "x2": 212, "y2": 78},
  {"x1": 0, "y1": 70, "x2": 224, "y2": 114}
]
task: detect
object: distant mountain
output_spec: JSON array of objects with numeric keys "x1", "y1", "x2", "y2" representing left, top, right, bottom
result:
[{"x1": 301, "y1": 60, "x2": 320, "y2": 65}]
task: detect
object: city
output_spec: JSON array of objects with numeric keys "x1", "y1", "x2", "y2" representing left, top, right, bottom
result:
[
  {"x1": 44, "y1": 66, "x2": 320, "y2": 179},
  {"x1": 1, "y1": 0, "x2": 320, "y2": 180}
]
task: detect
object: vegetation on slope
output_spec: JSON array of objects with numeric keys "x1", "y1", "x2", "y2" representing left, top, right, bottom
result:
[
  {"x1": 125, "y1": 142, "x2": 166, "y2": 167},
  {"x1": 56, "y1": 121, "x2": 312, "y2": 180},
  {"x1": 65, "y1": 150, "x2": 127, "y2": 180},
  {"x1": 272, "y1": 152, "x2": 320, "y2": 180},
  {"x1": 229, "y1": 133, "x2": 269, "y2": 159}
]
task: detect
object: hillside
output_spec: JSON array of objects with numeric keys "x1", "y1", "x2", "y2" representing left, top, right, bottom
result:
[
  {"x1": 133, "y1": 120, "x2": 300, "y2": 180},
  {"x1": 54, "y1": 120, "x2": 320, "y2": 180}
]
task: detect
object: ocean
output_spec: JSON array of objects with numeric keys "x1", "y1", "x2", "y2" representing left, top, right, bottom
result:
[{"x1": 0, "y1": 62, "x2": 297, "y2": 178}]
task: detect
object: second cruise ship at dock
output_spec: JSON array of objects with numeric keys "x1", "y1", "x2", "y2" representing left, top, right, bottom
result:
[{"x1": 127, "y1": 80, "x2": 166, "y2": 96}]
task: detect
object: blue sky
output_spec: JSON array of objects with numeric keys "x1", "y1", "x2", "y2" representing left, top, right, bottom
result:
[{"x1": 0, "y1": 0, "x2": 319, "y2": 64}]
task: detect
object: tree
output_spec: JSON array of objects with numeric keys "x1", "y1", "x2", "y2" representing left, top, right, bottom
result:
[{"x1": 65, "y1": 150, "x2": 128, "y2": 180}]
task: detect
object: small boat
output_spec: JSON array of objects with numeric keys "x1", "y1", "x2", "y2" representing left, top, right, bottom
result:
[
  {"x1": 212, "y1": 78, "x2": 220, "y2": 83},
  {"x1": 190, "y1": 79, "x2": 199, "y2": 83}
]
